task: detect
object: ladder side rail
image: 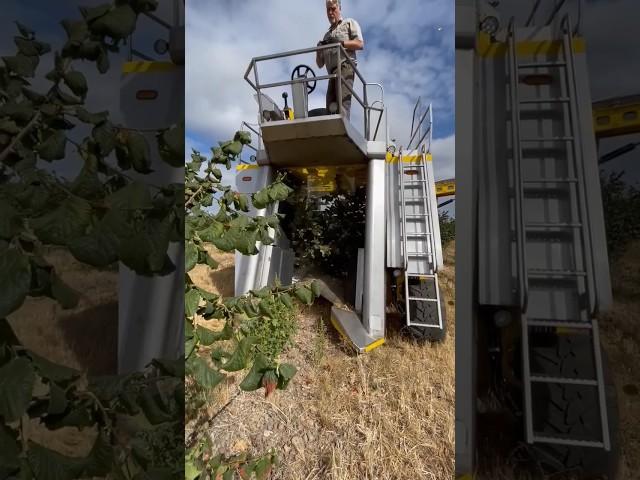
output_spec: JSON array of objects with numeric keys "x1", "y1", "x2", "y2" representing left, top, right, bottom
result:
[
  {"x1": 398, "y1": 148, "x2": 411, "y2": 319},
  {"x1": 420, "y1": 150, "x2": 437, "y2": 272},
  {"x1": 507, "y1": 22, "x2": 528, "y2": 311},
  {"x1": 562, "y1": 15, "x2": 597, "y2": 317},
  {"x1": 508, "y1": 20, "x2": 535, "y2": 445},
  {"x1": 563, "y1": 14, "x2": 610, "y2": 451}
]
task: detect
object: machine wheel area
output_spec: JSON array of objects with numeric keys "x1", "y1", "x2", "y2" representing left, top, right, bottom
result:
[
  {"x1": 402, "y1": 282, "x2": 447, "y2": 342},
  {"x1": 528, "y1": 341, "x2": 620, "y2": 479}
]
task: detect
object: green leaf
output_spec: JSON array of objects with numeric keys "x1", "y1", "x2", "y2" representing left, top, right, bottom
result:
[
  {"x1": 27, "y1": 441, "x2": 80, "y2": 480},
  {"x1": 81, "y1": 4, "x2": 112, "y2": 22},
  {"x1": 0, "y1": 200, "x2": 22, "y2": 239},
  {"x1": 0, "y1": 248, "x2": 31, "y2": 317},
  {"x1": 157, "y1": 122, "x2": 184, "y2": 168},
  {"x1": 31, "y1": 196, "x2": 92, "y2": 245},
  {"x1": 239, "y1": 354, "x2": 271, "y2": 391},
  {"x1": 15, "y1": 21, "x2": 34, "y2": 38},
  {"x1": 0, "y1": 118, "x2": 21, "y2": 134},
  {"x1": 47, "y1": 383, "x2": 68, "y2": 415},
  {"x1": 185, "y1": 241, "x2": 198, "y2": 272},
  {"x1": 185, "y1": 288, "x2": 200, "y2": 317},
  {"x1": 0, "y1": 357, "x2": 35, "y2": 422},
  {"x1": 294, "y1": 285, "x2": 314, "y2": 305},
  {"x1": 280, "y1": 293, "x2": 293, "y2": 309},
  {"x1": 184, "y1": 320, "x2": 194, "y2": 340},
  {"x1": 222, "y1": 141, "x2": 242, "y2": 156},
  {"x1": 221, "y1": 337, "x2": 254, "y2": 372},
  {"x1": 0, "y1": 424, "x2": 20, "y2": 470},
  {"x1": 2, "y1": 54, "x2": 38, "y2": 77},
  {"x1": 92, "y1": 121, "x2": 116, "y2": 156},
  {"x1": 189, "y1": 356, "x2": 224, "y2": 389},
  {"x1": 50, "y1": 273, "x2": 79, "y2": 309},
  {"x1": 137, "y1": 386, "x2": 172, "y2": 424},
  {"x1": 185, "y1": 460, "x2": 201, "y2": 480},
  {"x1": 64, "y1": 71, "x2": 88, "y2": 98},
  {"x1": 26, "y1": 351, "x2": 80, "y2": 382},
  {"x1": 61, "y1": 19, "x2": 88, "y2": 45},
  {"x1": 127, "y1": 132, "x2": 152, "y2": 173},
  {"x1": 36, "y1": 130, "x2": 67, "y2": 161},
  {"x1": 74, "y1": 107, "x2": 108, "y2": 125},
  {"x1": 67, "y1": 227, "x2": 119, "y2": 268},
  {"x1": 252, "y1": 188, "x2": 271, "y2": 210},
  {"x1": 89, "y1": 4, "x2": 138, "y2": 39},
  {"x1": 235, "y1": 130, "x2": 252, "y2": 145},
  {"x1": 277, "y1": 363, "x2": 297, "y2": 389},
  {"x1": 310, "y1": 280, "x2": 322, "y2": 298},
  {"x1": 106, "y1": 181, "x2": 153, "y2": 210},
  {"x1": 251, "y1": 286, "x2": 271, "y2": 298}
]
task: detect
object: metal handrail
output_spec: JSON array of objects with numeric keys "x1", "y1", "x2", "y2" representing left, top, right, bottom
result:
[
  {"x1": 561, "y1": 14, "x2": 596, "y2": 317},
  {"x1": 507, "y1": 17, "x2": 529, "y2": 312},
  {"x1": 408, "y1": 103, "x2": 432, "y2": 150},
  {"x1": 410, "y1": 97, "x2": 422, "y2": 144},
  {"x1": 243, "y1": 44, "x2": 383, "y2": 141}
]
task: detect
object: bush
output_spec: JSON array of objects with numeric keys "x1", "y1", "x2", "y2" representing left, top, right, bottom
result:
[
  {"x1": 243, "y1": 295, "x2": 298, "y2": 361},
  {"x1": 600, "y1": 170, "x2": 640, "y2": 258},
  {"x1": 439, "y1": 210, "x2": 456, "y2": 246}
]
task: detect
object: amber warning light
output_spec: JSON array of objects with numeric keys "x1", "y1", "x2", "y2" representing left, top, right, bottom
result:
[{"x1": 136, "y1": 90, "x2": 158, "y2": 100}]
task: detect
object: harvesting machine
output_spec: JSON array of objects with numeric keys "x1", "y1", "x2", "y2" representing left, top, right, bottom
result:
[{"x1": 233, "y1": 44, "x2": 449, "y2": 352}]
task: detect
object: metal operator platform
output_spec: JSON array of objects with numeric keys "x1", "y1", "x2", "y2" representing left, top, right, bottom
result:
[{"x1": 233, "y1": 44, "x2": 447, "y2": 353}]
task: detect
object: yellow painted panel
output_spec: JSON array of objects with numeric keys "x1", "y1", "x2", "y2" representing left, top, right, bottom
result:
[
  {"x1": 121, "y1": 61, "x2": 177, "y2": 74},
  {"x1": 477, "y1": 32, "x2": 585, "y2": 58}
]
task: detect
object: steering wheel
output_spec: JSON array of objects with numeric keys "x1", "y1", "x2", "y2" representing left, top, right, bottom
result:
[{"x1": 291, "y1": 64, "x2": 317, "y2": 94}]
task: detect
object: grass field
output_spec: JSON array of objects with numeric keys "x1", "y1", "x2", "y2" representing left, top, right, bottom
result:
[{"x1": 186, "y1": 242, "x2": 456, "y2": 479}]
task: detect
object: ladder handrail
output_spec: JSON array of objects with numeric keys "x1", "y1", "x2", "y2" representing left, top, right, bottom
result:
[
  {"x1": 561, "y1": 15, "x2": 597, "y2": 316},
  {"x1": 507, "y1": 19, "x2": 529, "y2": 311}
]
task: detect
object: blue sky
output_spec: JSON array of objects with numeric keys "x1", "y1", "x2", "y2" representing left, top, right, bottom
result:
[{"x1": 186, "y1": 0, "x2": 455, "y2": 187}]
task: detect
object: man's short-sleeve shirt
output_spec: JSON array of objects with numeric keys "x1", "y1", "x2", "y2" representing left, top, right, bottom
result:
[{"x1": 322, "y1": 17, "x2": 363, "y2": 72}]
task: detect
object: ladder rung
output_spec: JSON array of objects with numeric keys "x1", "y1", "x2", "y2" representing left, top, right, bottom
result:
[
  {"x1": 523, "y1": 178, "x2": 578, "y2": 184},
  {"x1": 403, "y1": 197, "x2": 428, "y2": 202},
  {"x1": 520, "y1": 97, "x2": 570, "y2": 104},
  {"x1": 404, "y1": 213, "x2": 430, "y2": 217},
  {"x1": 403, "y1": 180, "x2": 428, "y2": 184},
  {"x1": 407, "y1": 252, "x2": 432, "y2": 257},
  {"x1": 521, "y1": 136, "x2": 574, "y2": 142},
  {"x1": 528, "y1": 269, "x2": 586, "y2": 278},
  {"x1": 530, "y1": 375, "x2": 598, "y2": 386},
  {"x1": 407, "y1": 297, "x2": 438, "y2": 302},
  {"x1": 525, "y1": 222, "x2": 582, "y2": 229},
  {"x1": 527, "y1": 320, "x2": 593, "y2": 329},
  {"x1": 532, "y1": 435, "x2": 604, "y2": 449},
  {"x1": 518, "y1": 61, "x2": 567, "y2": 68},
  {"x1": 407, "y1": 274, "x2": 436, "y2": 279},
  {"x1": 403, "y1": 233, "x2": 433, "y2": 237}
]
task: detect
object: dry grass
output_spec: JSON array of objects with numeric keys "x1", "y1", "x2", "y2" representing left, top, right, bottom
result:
[
  {"x1": 600, "y1": 240, "x2": 640, "y2": 480},
  {"x1": 189, "y1": 243, "x2": 455, "y2": 479}
]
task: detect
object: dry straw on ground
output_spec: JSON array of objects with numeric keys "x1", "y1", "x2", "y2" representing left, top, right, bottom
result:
[{"x1": 188, "y1": 243, "x2": 456, "y2": 479}]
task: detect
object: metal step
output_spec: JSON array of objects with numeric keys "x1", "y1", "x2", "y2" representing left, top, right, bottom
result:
[
  {"x1": 403, "y1": 180, "x2": 428, "y2": 184},
  {"x1": 531, "y1": 435, "x2": 604, "y2": 449},
  {"x1": 523, "y1": 178, "x2": 578, "y2": 184},
  {"x1": 330, "y1": 306, "x2": 384, "y2": 354},
  {"x1": 402, "y1": 232, "x2": 433, "y2": 237},
  {"x1": 520, "y1": 97, "x2": 570, "y2": 104},
  {"x1": 407, "y1": 297, "x2": 438, "y2": 302},
  {"x1": 404, "y1": 213, "x2": 430, "y2": 218},
  {"x1": 525, "y1": 222, "x2": 582, "y2": 229},
  {"x1": 528, "y1": 269, "x2": 586, "y2": 278},
  {"x1": 518, "y1": 61, "x2": 567, "y2": 68},
  {"x1": 521, "y1": 136, "x2": 574, "y2": 142},
  {"x1": 530, "y1": 375, "x2": 598, "y2": 386},
  {"x1": 527, "y1": 319, "x2": 593, "y2": 329}
]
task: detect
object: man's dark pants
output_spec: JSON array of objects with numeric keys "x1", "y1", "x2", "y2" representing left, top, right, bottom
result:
[{"x1": 326, "y1": 61, "x2": 355, "y2": 119}]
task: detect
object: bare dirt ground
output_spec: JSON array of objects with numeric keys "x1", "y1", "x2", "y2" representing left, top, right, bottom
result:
[{"x1": 187, "y1": 243, "x2": 456, "y2": 480}]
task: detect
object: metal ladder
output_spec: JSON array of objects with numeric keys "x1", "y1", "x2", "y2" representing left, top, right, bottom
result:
[
  {"x1": 508, "y1": 17, "x2": 610, "y2": 450},
  {"x1": 397, "y1": 147, "x2": 443, "y2": 329}
]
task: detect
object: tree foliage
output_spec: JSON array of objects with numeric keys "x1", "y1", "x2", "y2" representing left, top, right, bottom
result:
[
  {"x1": 600, "y1": 170, "x2": 640, "y2": 258},
  {"x1": 0, "y1": 2, "x2": 185, "y2": 478}
]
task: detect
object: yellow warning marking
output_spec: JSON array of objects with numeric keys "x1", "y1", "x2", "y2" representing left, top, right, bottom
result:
[
  {"x1": 121, "y1": 61, "x2": 177, "y2": 74},
  {"x1": 363, "y1": 337, "x2": 385, "y2": 353},
  {"x1": 236, "y1": 164, "x2": 260, "y2": 171},
  {"x1": 385, "y1": 153, "x2": 433, "y2": 164},
  {"x1": 436, "y1": 178, "x2": 456, "y2": 197},
  {"x1": 476, "y1": 32, "x2": 585, "y2": 58}
]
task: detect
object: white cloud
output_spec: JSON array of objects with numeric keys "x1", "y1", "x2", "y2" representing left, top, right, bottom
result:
[{"x1": 186, "y1": 0, "x2": 454, "y2": 181}]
